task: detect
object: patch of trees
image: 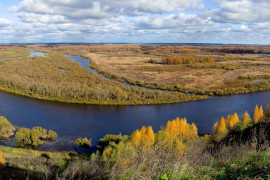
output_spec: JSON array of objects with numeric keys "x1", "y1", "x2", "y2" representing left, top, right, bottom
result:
[
  {"x1": 201, "y1": 46, "x2": 270, "y2": 54},
  {"x1": 161, "y1": 56, "x2": 214, "y2": 65},
  {"x1": 0, "y1": 116, "x2": 15, "y2": 139},
  {"x1": 212, "y1": 104, "x2": 269, "y2": 142},
  {"x1": 15, "y1": 127, "x2": 57, "y2": 147}
]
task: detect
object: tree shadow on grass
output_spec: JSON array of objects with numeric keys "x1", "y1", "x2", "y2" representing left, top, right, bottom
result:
[{"x1": 0, "y1": 167, "x2": 56, "y2": 180}]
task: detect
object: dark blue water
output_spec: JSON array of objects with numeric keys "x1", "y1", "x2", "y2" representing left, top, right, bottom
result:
[
  {"x1": 1, "y1": 53, "x2": 270, "y2": 151},
  {"x1": 0, "y1": 86, "x2": 270, "y2": 151}
]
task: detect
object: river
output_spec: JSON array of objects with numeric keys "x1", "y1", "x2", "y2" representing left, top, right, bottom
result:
[{"x1": 0, "y1": 53, "x2": 270, "y2": 152}]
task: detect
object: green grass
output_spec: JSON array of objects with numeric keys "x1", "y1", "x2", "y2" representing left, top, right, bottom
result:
[{"x1": 186, "y1": 151, "x2": 270, "y2": 180}]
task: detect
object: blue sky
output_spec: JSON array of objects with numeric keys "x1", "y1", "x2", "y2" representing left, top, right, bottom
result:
[{"x1": 0, "y1": 0, "x2": 269, "y2": 44}]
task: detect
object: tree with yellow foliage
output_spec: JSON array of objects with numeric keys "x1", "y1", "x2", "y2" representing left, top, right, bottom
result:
[
  {"x1": 146, "y1": 126, "x2": 155, "y2": 143},
  {"x1": 259, "y1": 105, "x2": 264, "y2": 120},
  {"x1": 165, "y1": 117, "x2": 198, "y2": 140},
  {"x1": 243, "y1": 111, "x2": 250, "y2": 124},
  {"x1": 253, "y1": 105, "x2": 260, "y2": 123},
  {"x1": 213, "y1": 117, "x2": 228, "y2": 141},
  {"x1": 140, "y1": 126, "x2": 147, "y2": 135},
  {"x1": 130, "y1": 130, "x2": 141, "y2": 148},
  {"x1": 233, "y1": 113, "x2": 239, "y2": 124},
  {"x1": 226, "y1": 113, "x2": 239, "y2": 130},
  {"x1": 189, "y1": 123, "x2": 198, "y2": 138},
  {"x1": 131, "y1": 126, "x2": 155, "y2": 149},
  {"x1": 0, "y1": 151, "x2": 5, "y2": 168},
  {"x1": 225, "y1": 114, "x2": 231, "y2": 128},
  {"x1": 212, "y1": 122, "x2": 218, "y2": 134}
]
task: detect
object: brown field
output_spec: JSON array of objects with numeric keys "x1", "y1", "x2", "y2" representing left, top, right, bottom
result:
[
  {"x1": 1, "y1": 44, "x2": 270, "y2": 95},
  {"x1": 85, "y1": 51, "x2": 270, "y2": 92}
]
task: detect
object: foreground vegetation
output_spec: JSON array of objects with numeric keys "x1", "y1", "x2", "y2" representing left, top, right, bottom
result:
[{"x1": 0, "y1": 104, "x2": 269, "y2": 179}]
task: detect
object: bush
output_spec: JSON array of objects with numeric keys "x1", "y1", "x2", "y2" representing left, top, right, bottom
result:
[
  {"x1": 98, "y1": 134, "x2": 128, "y2": 151},
  {"x1": 75, "y1": 137, "x2": 91, "y2": 148},
  {"x1": 0, "y1": 116, "x2": 16, "y2": 139},
  {"x1": 48, "y1": 130, "x2": 57, "y2": 141},
  {"x1": 15, "y1": 127, "x2": 57, "y2": 147}
]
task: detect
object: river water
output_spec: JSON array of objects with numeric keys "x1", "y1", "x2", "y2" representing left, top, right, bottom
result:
[{"x1": 0, "y1": 53, "x2": 270, "y2": 151}]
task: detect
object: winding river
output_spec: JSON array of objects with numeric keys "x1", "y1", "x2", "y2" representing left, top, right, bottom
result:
[{"x1": 1, "y1": 53, "x2": 270, "y2": 151}]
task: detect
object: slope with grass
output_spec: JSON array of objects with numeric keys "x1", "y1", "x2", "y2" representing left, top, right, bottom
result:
[{"x1": 0, "y1": 105, "x2": 269, "y2": 179}]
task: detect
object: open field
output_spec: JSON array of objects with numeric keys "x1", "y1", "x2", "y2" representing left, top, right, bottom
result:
[{"x1": 81, "y1": 45, "x2": 270, "y2": 95}]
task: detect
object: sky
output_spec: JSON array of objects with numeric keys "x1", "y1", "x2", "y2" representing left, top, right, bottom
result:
[{"x1": 0, "y1": 0, "x2": 269, "y2": 44}]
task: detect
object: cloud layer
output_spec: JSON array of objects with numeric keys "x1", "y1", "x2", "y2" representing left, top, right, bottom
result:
[{"x1": 1, "y1": 0, "x2": 270, "y2": 43}]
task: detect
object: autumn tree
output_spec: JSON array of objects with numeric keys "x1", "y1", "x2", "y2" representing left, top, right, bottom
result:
[
  {"x1": 212, "y1": 122, "x2": 218, "y2": 134},
  {"x1": 165, "y1": 117, "x2": 198, "y2": 140},
  {"x1": 259, "y1": 105, "x2": 264, "y2": 120},
  {"x1": 0, "y1": 151, "x2": 4, "y2": 168},
  {"x1": 243, "y1": 111, "x2": 250, "y2": 124},
  {"x1": 213, "y1": 117, "x2": 228, "y2": 141},
  {"x1": 253, "y1": 105, "x2": 261, "y2": 123},
  {"x1": 130, "y1": 130, "x2": 141, "y2": 148},
  {"x1": 131, "y1": 126, "x2": 155, "y2": 149},
  {"x1": 146, "y1": 126, "x2": 155, "y2": 143},
  {"x1": 226, "y1": 113, "x2": 239, "y2": 130}
]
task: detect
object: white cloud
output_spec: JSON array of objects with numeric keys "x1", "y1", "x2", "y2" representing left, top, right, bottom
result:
[
  {"x1": 210, "y1": 0, "x2": 270, "y2": 23},
  {"x1": 0, "y1": 18, "x2": 11, "y2": 28},
  {"x1": 15, "y1": 0, "x2": 204, "y2": 23},
  {"x1": 1, "y1": 0, "x2": 270, "y2": 43}
]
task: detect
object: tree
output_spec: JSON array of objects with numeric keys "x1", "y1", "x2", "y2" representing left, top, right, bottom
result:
[
  {"x1": 189, "y1": 123, "x2": 198, "y2": 138},
  {"x1": 217, "y1": 117, "x2": 228, "y2": 135},
  {"x1": 232, "y1": 113, "x2": 240, "y2": 128},
  {"x1": 212, "y1": 122, "x2": 218, "y2": 134},
  {"x1": 225, "y1": 114, "x2": 231, "y2": 128},
  {"x1": 140, "y1": 126, "x2": 147, "y2": 135},
  {"x1": 243, "y1": 111, "x2": 250, "y2": 124},
  {"x1": 165, "y1": 117, "x2": 198, "y2": 139},
  {"x1": 259, "y1": 105, "x2": 264, "y2": 120},
  {"x1": 130, "y1": 130, "x2": 141, "y2": 148},
  {"x1": 146, "y1": 126, "x2": 155, "y2": 143},
  {"x1": 213, "y1": 117, "x2": 228, "y2": 141},
  {"x1": 253, "y1": 105, "x2": 260, "y2": 123},
  {"x1": 0, "y1": 151, "x2": 4, "y2": 168},
  {"x1": 226, "y1": 113, "x2": 239, "y2": 130}
]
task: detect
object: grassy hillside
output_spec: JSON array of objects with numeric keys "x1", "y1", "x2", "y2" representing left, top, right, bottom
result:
[{"x1": 0, "y1": 113, "x2": 269, "y2": 179}]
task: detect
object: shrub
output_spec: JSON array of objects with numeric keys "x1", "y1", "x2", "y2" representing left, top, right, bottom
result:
[
  {"x1": 75, "y1": 137, "x2": 91, "y2": 148},
  {"x1": 0, "y1": 116, "x2": 16, "y2": 139},
  {"x1": 48, "y1": 130, "x2": 57, "y2": 141},
  {"x1": 15, "y1": 127, "x2": 57, "y2": 147}
]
